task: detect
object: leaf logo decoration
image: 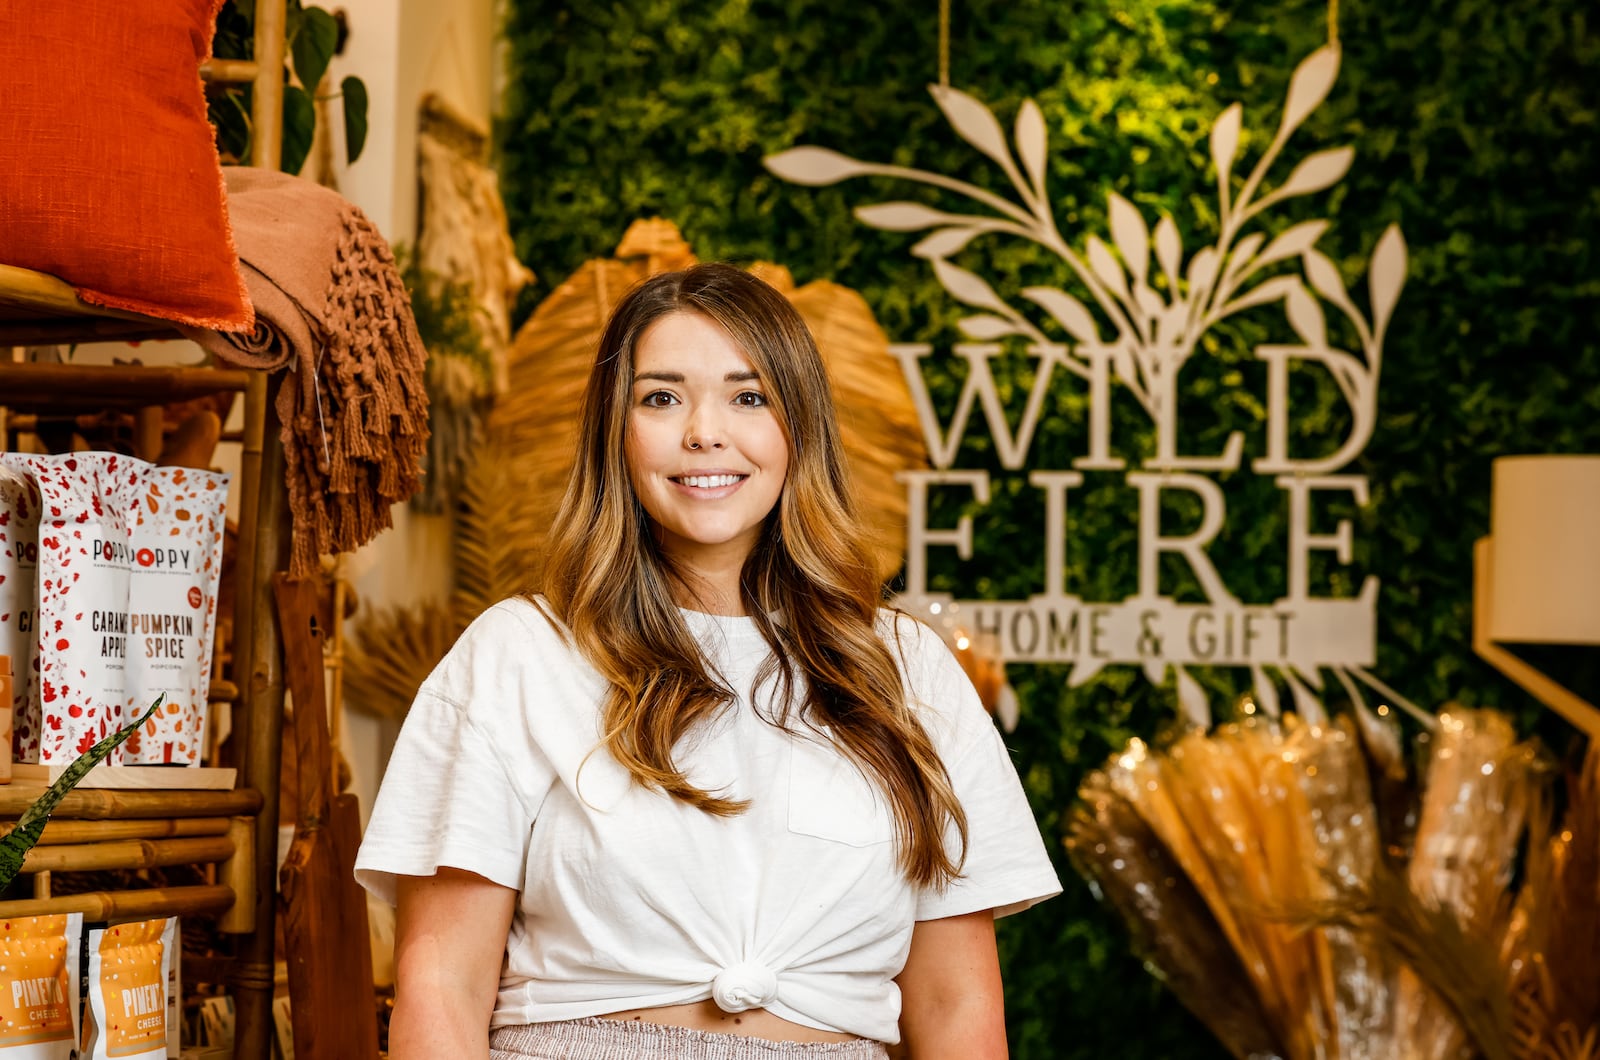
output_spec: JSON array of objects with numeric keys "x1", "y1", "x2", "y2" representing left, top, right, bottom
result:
[
  {"x1": 765, "y1": 44, "x2": 1410, "y2": 448},
  {"x1": 766, "y1": 45, "x2": 1424, "y2": 731}
]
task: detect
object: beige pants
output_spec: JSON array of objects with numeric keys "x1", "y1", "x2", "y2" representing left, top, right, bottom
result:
[{"x1": 488, "y1": 1017, "x2": 891, "y2": 1060}]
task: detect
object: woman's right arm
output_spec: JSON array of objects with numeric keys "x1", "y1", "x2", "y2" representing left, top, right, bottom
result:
[{"x1": 389, "y1": 867, "x2": 518, "y2": 1060}]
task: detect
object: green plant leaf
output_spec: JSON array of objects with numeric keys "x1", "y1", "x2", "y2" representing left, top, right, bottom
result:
[
  {"x1": 291, "y1": 6, "x2": 338, "y2": 91},
  {"x1": 211, "y1": 0, "x2": 254, "y2": 61},
  {"x1": 0, "y1": 695, "x2": 166, "y2": 891},
  {"x1": 280, "y1": 83, "x2": 315, "y2": 175},
  {"x1": 208, "y1": 88, "x2": 254, "y2": 164},
  {"x1": 282, "y1": 0, "x2": 302, "y2": 46},
  {"x1": 341, "y1": 76, "x2": 369, "y2": 164}
]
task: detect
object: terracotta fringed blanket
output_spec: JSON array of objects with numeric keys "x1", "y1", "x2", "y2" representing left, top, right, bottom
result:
[{"x1": 181, "y1": 167, "x2": 429, "y2": 577}]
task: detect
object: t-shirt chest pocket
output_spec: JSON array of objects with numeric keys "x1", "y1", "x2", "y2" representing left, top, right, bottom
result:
[{"x1": 786, "y1": 731, "x2": 895, "y2": 847}]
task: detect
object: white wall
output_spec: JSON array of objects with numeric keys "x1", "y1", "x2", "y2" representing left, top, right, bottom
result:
[
  {"x1": 334, "y1": 0, "x2": 499, "y2": 244},
  {"x1": 325, "y1": 0, "x2": 501, "y2": 824}
]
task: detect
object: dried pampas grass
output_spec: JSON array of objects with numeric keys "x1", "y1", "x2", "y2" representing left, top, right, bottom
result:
[
  {"x1": 1067, "y1": 746, "x2": 1282, "y2": 1060},
  {"x1": 1067, "y1": 705, "x2": 1596, "y2": 1060},
  {"x1": 1508, "y1": 742, "x2": 1600, "y2": 1060}
]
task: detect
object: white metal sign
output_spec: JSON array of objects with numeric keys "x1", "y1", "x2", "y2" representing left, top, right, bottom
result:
[{"x1": 767, "y1": 45, "x2": 1420, "y2": 726}]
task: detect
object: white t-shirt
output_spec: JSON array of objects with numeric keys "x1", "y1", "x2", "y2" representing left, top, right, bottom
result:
[{"x1": 354, "y1": 597, "x2": 1060, "y2": 1043}]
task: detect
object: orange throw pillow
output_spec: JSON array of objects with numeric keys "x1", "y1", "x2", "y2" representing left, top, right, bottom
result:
[{"x1": 0, "y1": 0, "x2": 253, "y2": 331}]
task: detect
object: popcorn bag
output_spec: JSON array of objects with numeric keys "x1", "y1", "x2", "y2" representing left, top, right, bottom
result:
[
  {"x1": 81, "y1": 919, "x2": 175, "y2": 1060},
  {"x1": 164, "y1": 920, "x2": 180, "y2": 1060},
  {"x1": 2, "y1": 454, "x2": 143, "y2": 765},
  {"x1": 0, "y1": 654, "x2": 12, "y2": 784},
  {"x1": 123, "y1": 467, "x2": 230, "y2": 766},
  {"x1": 0, "y1": 464, "x2": 41, "y2": 764},
  {"x1": 0, "y1": 913, "x2": 84, "y2": 1058}
]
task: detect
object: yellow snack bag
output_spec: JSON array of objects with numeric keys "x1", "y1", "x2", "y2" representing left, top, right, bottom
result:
[
  {"x1": 82, "y1": 918, "x2": 174, "y2": 1060},
  {"x1": 0, "y1": 913, "x2": 83, "y2": 1058}
]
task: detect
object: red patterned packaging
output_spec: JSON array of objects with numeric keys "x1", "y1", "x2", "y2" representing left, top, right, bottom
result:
[
  {"x1": 2, "y1": 454, "x2": 144, "y2": 764},
  {"x1": 0, "y1": 464, "x2": 41, "y2": 763},
  {"x1": 123, "y1": 467, "x2": 229, "y2": 766}
]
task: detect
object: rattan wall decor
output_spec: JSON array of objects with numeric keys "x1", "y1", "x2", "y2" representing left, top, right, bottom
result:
[{"x1": 342, "y1": 449, "x2": 536, "y2": 722}]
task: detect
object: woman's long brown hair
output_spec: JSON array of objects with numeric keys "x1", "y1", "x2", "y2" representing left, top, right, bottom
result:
[{"x1": 537, "y1": 264, "x2": 967, "y2": 888}]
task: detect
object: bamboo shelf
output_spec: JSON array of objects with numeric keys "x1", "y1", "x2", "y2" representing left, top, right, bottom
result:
[
  {"x1": 10, "y1": 816, "x2": 233, "y2": 845},
  {"x1": 0, "y1": 884, "x2": 237, "y2": 921},
  {"x1": 0, "y1": 3, "x2": 290, "y2": 1055},
  {"x1": 0, "y1": 361, "x2": 253, "y2": 409},
  {"x1": 20, "y1": 834, "x2": 235, "y2": 874},
  {"x1": 0, "y1": 264, "x2": 180, "y2": 348},
  {"x1": 0, "y1": 790, "x2": 258, "y2": 928},
  {"x1": 0, "y1": 787, "x2": 261, "y2": 819}
]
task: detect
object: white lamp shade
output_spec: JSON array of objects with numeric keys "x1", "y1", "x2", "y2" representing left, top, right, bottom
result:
[{"x1": 1488, "y1": 455, "x2": 1600, "y2": 645}]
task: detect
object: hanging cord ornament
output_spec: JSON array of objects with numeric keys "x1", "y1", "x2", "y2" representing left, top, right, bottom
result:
[
  {"x1": 1328, "y1": 0, "x2": 1339, "y2": 45},
  {"x1": 938, "y1": 0, "x2": 951, "y2": 86}
]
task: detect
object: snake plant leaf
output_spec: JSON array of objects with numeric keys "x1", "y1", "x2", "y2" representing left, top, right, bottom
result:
[
  {"x1": 342, "y1": 75, "x2": 369, "y2": 164},
  {"x1": 0, "y1": 694, "x2": 166, "y2": 891}
]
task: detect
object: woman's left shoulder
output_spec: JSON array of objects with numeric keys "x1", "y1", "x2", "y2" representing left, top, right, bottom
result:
[
  {"x1": 870, "y1": 608, "x2": 930, "y2": 677},
  {"x1": 872, "y1": 607, "x2": 958, "y2": 672},
  {"x1": 873, "y1": 607, "x2": 990, "y2": 744}
]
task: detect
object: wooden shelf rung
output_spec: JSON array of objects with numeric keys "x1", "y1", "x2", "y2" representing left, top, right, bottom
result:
[
  {"x1": 0, "y1": 318, "x2": 180, "y2": 347},
  {"x1": 20, "y1": 834, "x2": 235, "y2": 874},
  {"x1": 12, "y1": 816, "x2": 233, "y2": 846},
  {"x1": 0, "y1": 262, "x2": 154, "y2": 321},
  {"x1": 200, "y1": 58, "x2": 260, "y2": 83},
  {"x1": 0, "y1": 883, "x2": 235, "y2": 921},
  {"x1": 0, "y1": 362, "x2": 254, "y2": 408},
  {"x1": 0, "y1": 786, "x2": 261, "y2": 819}
]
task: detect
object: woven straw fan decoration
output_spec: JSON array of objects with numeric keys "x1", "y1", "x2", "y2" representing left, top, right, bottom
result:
[
  {"x1": 490, "y1": 218, "x2": 928, "y2": 585},
  {"x1": 343, "y1": 450, "x2": 536, "y2": 722}
]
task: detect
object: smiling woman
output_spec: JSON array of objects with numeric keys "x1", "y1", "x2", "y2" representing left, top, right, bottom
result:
[
  {"x1": 625, "y1": 310, "x2": 790, "y2": 607},
  {"x1": 356, "y1": 264, "x2": 1060, "y2": 1060}
]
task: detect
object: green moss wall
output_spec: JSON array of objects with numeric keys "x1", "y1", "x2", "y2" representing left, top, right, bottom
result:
[{"x1": 498, "y1": 2, "x2": 1600, "y2": 1055}]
